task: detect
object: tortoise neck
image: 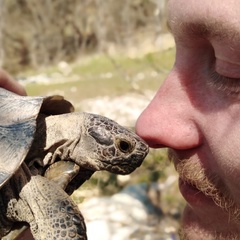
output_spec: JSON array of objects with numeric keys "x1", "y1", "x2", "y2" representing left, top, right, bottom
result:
[{"x1": 44, "y1": 113, "x2": 84, "y2": 148}]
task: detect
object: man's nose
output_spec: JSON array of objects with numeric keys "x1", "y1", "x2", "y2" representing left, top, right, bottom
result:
[{"x1": 135, "y1": 71, "x2": 202, "y2": 150}]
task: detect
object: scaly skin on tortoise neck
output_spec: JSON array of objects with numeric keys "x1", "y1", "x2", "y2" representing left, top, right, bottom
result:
[
  {"x1": 27, "y1": 112, "x2": 84, "y2": 157},
  {"x1": 26, "y1": 113, "x2": 85, "y2": 172}
]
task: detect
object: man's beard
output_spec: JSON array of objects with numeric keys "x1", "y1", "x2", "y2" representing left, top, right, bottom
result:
[
  {"x1": 168, "y1": 149, "x2": 240, "y2": 223},
  {"x1": 178, "y1": 228, "x2": 240, "y2": 240}
]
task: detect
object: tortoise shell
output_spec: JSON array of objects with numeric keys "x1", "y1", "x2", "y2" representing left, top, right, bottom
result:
[{"x1": 0, "y1": 88, "x2": 74, "y2": 188}]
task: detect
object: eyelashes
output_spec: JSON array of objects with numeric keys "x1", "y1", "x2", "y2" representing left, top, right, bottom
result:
[{"x1": 208, "y1": 70, "x2": 240, "y2": 96}]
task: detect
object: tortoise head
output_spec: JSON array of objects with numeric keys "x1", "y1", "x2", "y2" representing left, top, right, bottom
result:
[{"x1": 71, "y1": 113, "x2": 149, "y2": 175}]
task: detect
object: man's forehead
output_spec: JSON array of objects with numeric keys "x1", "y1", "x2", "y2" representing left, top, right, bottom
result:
[{"x1": 167, "y1": 0, "x2": 240, "y2": 42}]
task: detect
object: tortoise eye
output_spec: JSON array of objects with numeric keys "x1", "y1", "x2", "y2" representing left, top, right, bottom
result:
[{"x1": 117, "y1": 139, "x2": 133, "y2": 153}]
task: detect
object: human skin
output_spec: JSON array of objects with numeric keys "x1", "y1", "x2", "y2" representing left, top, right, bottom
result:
[
  {"x1": 0, "y1": 69, "x2": 26, "y2": 95},
  {"x1": 136, "y1": 0, "x2": 240, "y2": 239}
]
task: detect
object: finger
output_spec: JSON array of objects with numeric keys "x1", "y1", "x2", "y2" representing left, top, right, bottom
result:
[
  {"x1": 14, "y1": 228, "x2": 34, "y2": 240},
  {"x1": 0, "y1": 69, "x2": 26, "y2": 96}
]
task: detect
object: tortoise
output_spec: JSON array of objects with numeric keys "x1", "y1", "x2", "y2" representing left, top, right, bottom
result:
[{"x1": 0, "y1": 88, "x2": 149, "y2": 240}]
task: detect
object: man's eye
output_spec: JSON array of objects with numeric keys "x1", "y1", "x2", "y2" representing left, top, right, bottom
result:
[{"x1": 208, "y1": 71, "x2": 240, "y2": 96}]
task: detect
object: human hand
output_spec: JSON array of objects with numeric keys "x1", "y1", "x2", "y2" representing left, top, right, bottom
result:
[
  {"x1": 0, "y1": 69, "x2": 26, "y2": 95},
  {"x1": 13, "y1": 228, "x2": 34, "y2": 240}
]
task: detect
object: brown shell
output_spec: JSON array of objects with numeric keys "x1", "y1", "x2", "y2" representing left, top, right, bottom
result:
[{"x1": 0, "y1": 88, "x2": 74, "y2": 188}]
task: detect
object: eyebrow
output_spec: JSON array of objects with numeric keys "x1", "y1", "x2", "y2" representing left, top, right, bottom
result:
[{"x1": 167, "y1": 19, "x2": 240, "y2": 42}]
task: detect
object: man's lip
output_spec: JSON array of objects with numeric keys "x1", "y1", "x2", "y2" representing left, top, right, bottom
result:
[{"x1": 178, "y1": 178, "x2": 215, "y2": 207}]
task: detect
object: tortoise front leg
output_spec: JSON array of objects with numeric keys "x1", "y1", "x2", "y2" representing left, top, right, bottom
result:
[{"x1": 3, "y1": 166, "x2": 87, "y2": 240}]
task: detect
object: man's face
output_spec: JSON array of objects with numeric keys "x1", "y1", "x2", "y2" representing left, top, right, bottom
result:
[{"x1": 136, "y1": 0, "x2": 240, "y2": 239}]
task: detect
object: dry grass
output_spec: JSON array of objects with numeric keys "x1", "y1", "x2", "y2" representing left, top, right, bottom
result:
[{"x1": 23, "y1": 48, "x2": 175, "y2": 102}]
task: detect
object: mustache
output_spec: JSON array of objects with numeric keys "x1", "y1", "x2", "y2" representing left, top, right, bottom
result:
[{"x1": 168, "y1": 149, "x2": 240, "y2": 223}]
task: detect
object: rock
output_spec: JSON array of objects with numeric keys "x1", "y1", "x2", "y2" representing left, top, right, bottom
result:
[{"x1": 79, "y1": 183, "x2": 180, "y2": 240}]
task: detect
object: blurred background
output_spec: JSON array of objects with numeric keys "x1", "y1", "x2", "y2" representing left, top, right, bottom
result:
[{"x1": 1, "y1": 0, "x2": 186, "y2": 239}]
